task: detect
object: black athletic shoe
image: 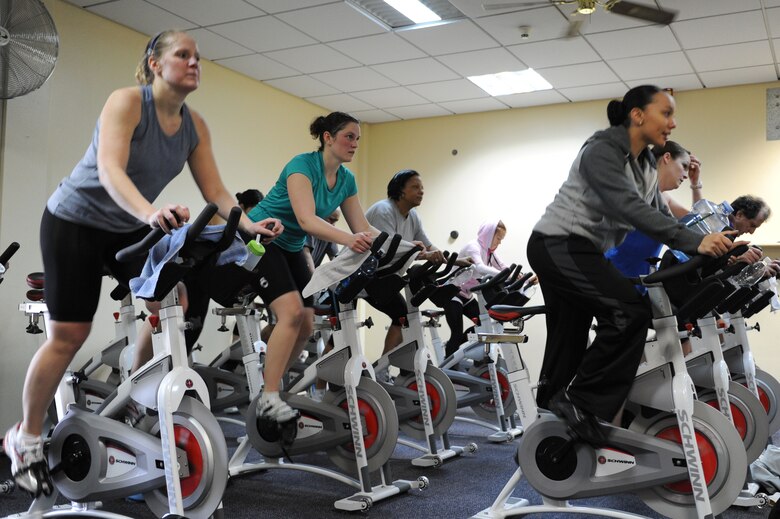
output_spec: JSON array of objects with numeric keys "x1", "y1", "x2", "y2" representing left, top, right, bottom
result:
[{"x1": 548, "y1": 390, "x2": 609, "y2": 447}]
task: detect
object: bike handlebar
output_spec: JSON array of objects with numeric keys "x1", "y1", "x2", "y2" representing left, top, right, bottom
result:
[
  {"x1": 0, "y1": 242, "x2": 20, "y2": 267},
  {"x1": 115, "y1": 203, "x2": 219, "y2": 263}
]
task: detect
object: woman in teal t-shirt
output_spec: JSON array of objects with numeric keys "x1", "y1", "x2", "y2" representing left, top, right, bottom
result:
[{"x1": 247, "y1": 111, "x2": 378, "y2": 425}]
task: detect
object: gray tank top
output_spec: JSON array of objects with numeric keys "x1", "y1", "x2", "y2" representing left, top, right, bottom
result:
[{"x1": 47, "y1": 85, "x2": 199, "y2": 231}]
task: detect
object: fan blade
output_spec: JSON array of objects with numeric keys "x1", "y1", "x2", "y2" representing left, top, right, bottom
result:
[
  {"x1": 482, "y1": 1, "x2": 557, "y2": 10},
  {"x1": 608, "y1": 1, "x2": 677, "y2": 25}
]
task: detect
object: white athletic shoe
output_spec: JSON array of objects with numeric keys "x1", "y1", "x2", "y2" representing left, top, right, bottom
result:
[
  {"x1": 258, "y1": 394, "x2": 298, "y2": 423},
  {"x1": 3, "y1": 423, "x2": 53, "y2": 497}
]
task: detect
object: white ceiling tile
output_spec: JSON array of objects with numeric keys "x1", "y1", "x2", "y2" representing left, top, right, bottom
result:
[
  {"x1": 475, "y1": 7, "x2": 570, "y2": 45},
  {"x1": 536, "y1": 62, "x2": 619, "y2": 89},
  {"x1": 87, "y1": 0, "x2": 196, "y2": 35},
  {"x1": 407, "y1": 79, "x2": 489, "y2": 103},
  {"x1": 766, "y1": 0, "x2": 780, "y2": 7},
  {"x1": 438, "y1": 97, "x2": 509, "y2": 114},
  {"x1": 673, "y1": 11, "x2": 767, "y2": 49},
  {"x1": 371, "y1": 58, "x2": 460, "y2": 85},
  {"x1": 214, "y1": 54, "x2": 300, "y2": 81},
  {"x1": 507, "y1": 37, "x2": 600, "y2": 69},
  {"x1": 264, "y1": 45, "x2": 360, "y2": 74},
  {"x1": 766, "y1": 8, "x2": 780, "y2": 40},
  {"x1": 385, "y1": 104, "x2": 453, "y2": 119},
  {"x1": 328, "y1": 34, "x2": 426, "y2": 66},
  {"x1": 186, "y1": 28, "x2": 253, "y2": 61},
  {"x1": 436, "y1": 48, "x2": 525, "y2": 77},
  {"x1": 350, "y1": 109, "x2": 400, "y2": 123},
  {"x1": 244, "y1": 0, "x2": 332, "y2": 13},
  {"x1": 311, "y1": 67, "x2": 397, "y2": 92},
  {"x1": 304, "y1": 93, "x2": 375, "y2": 112},
  {"x1": 624, "y1": 74, "x2": 703, "y2": 92},
  {"x1": 63, "y1": 0, "x2": 101, "y2": 6},
  {"x1": 608, "y1": 52, "x2": 693, "y2": 81},
  {"x1": 687, "y1": 41, "x2": 773, "y2": 73},
  {"x1": 657, "y1": 0, "x2": 762, "y2": 20},
  {"x1": 558, "y1": 83, "x2": 628, "y2": 103},
  {"x1": 499, "y1": 90, "x2": 569, "y2": 108},
  {"x1": 145, "y1": 0, "x2": 265, "y2": 26},
  {"x1": 698, "y1": 65, "x2": 777, "y2": 88},
  {"x1": 209, "y1": 16, "x2": 316, "y2": 53},
  {"x1": 264, "y1": 75, "x2": 340, "y2": 97},
  {"x1": 276, "y1": 3, "x2": 386, "y2": 42},
  {"x1": 351, "y1": 87, "x2": 429, "y2": 108},
  {"x1": 447, "y1": 0, "x2": 505, "y2": 19},
  {"x1": 398, "y1": 20, "x2": 499, "y2": 56},
  {"x1": 585, "y1": 26, "x2": 680, "y2": 60}
]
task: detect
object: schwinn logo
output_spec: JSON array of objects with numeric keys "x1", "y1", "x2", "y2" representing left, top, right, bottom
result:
[
  {"x1": 716, "y1": 387, "x2": 731, "y2": 419},
  {"x1": 677, "y1": 409, "x2": 706, "y2": 502},
  {"x1": 345, "y1": 386, "x2": 363, "y2": 458},
  {"x1": 414, "y1": 372, "x2": 431, "y2": 428},
  {"x1": 108, "y1": 455, "x2": 136, "y2": 466}
]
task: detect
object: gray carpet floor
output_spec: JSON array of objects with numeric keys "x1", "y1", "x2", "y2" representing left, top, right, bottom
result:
[{"x1": 0, "y1": 410, "x2": 774, "y2": 518}]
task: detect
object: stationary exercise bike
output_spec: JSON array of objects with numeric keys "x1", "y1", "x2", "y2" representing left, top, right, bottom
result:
[
  {"x1": 355, "y1": 236, "x2": 475, "y2": 467},
  {"x1": 415, "y1": 263, "x2": 524, "y2": 442},
  {"x1": 473, "y1": 250, "x2": 749, "y2": 519},
  {"x1": 234, "y1": 233, "x2": 428, "y2": 512},
  {"x1": 24, "y1": 204, "x2": 231, "y2": 519}
]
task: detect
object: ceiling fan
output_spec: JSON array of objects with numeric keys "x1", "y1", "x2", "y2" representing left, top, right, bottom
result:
[{"x1": 482, "y1": 0, "x2": 677, "y2": 35}]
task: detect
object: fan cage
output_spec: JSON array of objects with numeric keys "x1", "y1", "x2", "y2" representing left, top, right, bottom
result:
[{"x1": 0, "y1": 0, "x2": 59, "y2": 99}]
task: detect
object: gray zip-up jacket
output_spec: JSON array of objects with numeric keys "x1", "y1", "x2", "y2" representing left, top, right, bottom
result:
[{"x1": 533, "y1": 125, "x2": 703, "y2": 254}]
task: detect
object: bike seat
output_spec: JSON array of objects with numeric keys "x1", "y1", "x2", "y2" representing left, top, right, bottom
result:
[
  {"x1": 313, "y1": 303, "x2": 333, "y2": 317},
  {"x1": 421, "y1": 309, "x2": 445, "y2": 318},
  {"x1": 488, "y1": 304, "x2": 546, "y2": 322},
  {"x1": 26, "y1": 272, "x2": 44, "y2": 290}
]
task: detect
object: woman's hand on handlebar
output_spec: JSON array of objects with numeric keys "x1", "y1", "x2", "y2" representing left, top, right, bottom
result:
[
  {"x1": 696, "y1": 230, "x2": 745, "y2": 257},
  {"x1": 250, "y1": 218, "x2": 283, "y2": 244},
  {"x1": 420, "y1": 249, "x2": 446, "y2": 264},
  {"x1": 454, "y1": 257, "x2": 474, "y2": 267},
  {"x1": 148, "y1": 204, "x2": 189, "y2": 233},
  {"x1": 347, "y1": 232, "x2": 373, "y2": 254}
]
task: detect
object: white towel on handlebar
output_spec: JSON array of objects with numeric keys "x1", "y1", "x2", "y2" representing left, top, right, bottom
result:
[
  {"x1": 302, "y1": 239, "x2": 419, "y2": 299},
  {"x1": 130, "y1": 224, "x2": 247, "y2": 299}
]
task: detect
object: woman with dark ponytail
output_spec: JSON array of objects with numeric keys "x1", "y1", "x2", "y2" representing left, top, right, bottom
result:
[
  {"x1": 526, "y1": 85, "x2": 739, "y2": 445},
  {"x1": 236, "y1": 188, "x2": 264, "y2": 213},
  {"x1": 245, "y1": 111, "x2": 379, "y2": 427}
]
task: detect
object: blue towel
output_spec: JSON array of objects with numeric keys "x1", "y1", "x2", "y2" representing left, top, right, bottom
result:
[{"x1": 130, "y1": 224, "x2": 248, "y2": 299}]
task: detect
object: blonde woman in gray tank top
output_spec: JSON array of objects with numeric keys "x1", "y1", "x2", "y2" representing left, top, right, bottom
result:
[{"x1": 4, "y1": 30, "x2": 282, "y2": 496}]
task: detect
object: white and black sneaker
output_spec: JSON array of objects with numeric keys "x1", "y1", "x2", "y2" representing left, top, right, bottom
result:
[
  {"x1": 257, "y1": 393, "x2": 299, "y2": 424},
  {"x1": 3, "y1": 423, "x2": 53, "y2": 497}
]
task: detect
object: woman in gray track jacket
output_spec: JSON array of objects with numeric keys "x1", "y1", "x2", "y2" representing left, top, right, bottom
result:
[{"x1": 526, "y1": 85, "x2": 739, "y2": 445}]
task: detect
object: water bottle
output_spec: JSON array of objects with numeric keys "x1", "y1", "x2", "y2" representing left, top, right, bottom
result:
[
  {"x1": 447, "y1": 266, "x2": 476, "y2": 287},
  {"x1": 243, "y1": 239, "x2": 266, "y2": 272},
  {"x1": 685, "y1": 199, "x2": 733, "y2": 234},
  {"x1": 334, "y1": 254, "x2": 379, "y2": 301},
  {"x1": 732, "y1": 257, "x2": 771, "y2": 287}
]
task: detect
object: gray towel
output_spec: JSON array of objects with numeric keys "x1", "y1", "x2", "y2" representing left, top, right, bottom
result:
[
  {"x1": 303, "y1": 239, "x2": 419, "y2": 299},
  {"x1": 131, "y1": 224, "x2": 248, "y2": 299}
]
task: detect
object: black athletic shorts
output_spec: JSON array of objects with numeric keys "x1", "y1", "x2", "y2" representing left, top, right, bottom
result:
[
  {"x1": 196, "y1": 242, "x2": 313, "y2": 309},
  {"x1": 40, "y1": 209, "x2": 148, "y2": 322}
]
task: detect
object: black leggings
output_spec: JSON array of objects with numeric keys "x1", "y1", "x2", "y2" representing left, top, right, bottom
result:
[
  {"x1": 443, "y1": 296, "x2": 480, "y2": 358},
  {"x1": 527, "y1": 232, "x2": 651, "y2": 422}
]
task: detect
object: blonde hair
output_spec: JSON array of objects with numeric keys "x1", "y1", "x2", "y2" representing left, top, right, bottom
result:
[{"x1": 134, "y1": 30, "x2": 183, "y2": 85}]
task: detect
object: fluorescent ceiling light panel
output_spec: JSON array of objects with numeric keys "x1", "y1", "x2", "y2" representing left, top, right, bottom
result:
[
  {"x1": 383, "y1": 0, "x2": 441, "y2": 24},
  {"x1": 468, "y1": 69, "x2": 553, "y2": 96}
]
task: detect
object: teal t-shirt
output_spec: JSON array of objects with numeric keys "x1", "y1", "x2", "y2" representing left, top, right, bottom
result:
[{"x1": 248, "y1": 151, "x2": 358, "y2": 252}]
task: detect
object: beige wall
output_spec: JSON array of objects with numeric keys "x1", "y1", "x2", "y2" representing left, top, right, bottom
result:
[
  {"x1": 360, "y1": 82, "x2": 780, "y2": 391},
  {"x1": 1, "y1": 0, "x2": 778, "y2": 432}
]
